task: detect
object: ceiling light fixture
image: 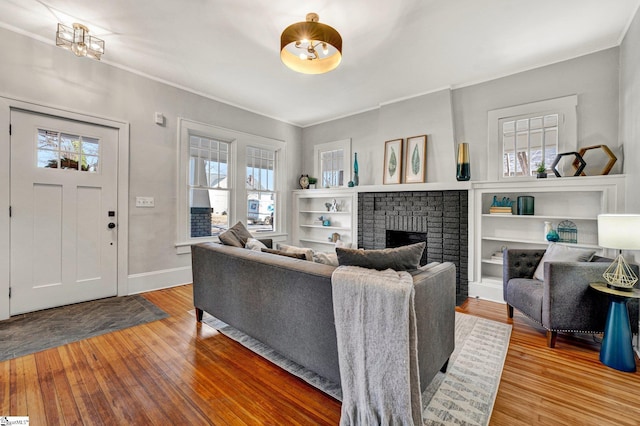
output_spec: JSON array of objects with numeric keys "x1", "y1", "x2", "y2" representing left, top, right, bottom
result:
[
  {"x1": 56, "y1": 23, "x2": 104, "y2": 60},
  {"x1": 280, "y1": 13, "x2": 342, "y2": 74}
]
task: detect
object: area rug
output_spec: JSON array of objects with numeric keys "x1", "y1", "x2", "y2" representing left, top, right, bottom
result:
[
  {"x1": 202, "y1": 312, "x2": 512, "y2": 426},
  {"x1": 0, "y1": 295, "x2": 168, "y2": 362}
]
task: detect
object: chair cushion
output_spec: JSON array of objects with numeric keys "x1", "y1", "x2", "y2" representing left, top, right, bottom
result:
[
  {"x1": 532, "y1": 243, "x2": 596, "y2": 281},
  {"x1": 505, "y1": 278, "x2": 544, "y2": 323}
]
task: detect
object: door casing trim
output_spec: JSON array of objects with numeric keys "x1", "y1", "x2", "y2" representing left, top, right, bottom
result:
[{"x1": 0, "y1": 96, "x2": 130, "y2": 320}]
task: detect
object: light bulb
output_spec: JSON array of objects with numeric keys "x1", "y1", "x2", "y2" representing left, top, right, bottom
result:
[
  {"x1": 322, "y1": 42, "x2": 328, "y2": 56},
  {"x1": 299, "y1": 53, "x2": 307, "y2": 61},
  {"x1": 72, "y1": 42, "x2": 87, "y2": 57}
]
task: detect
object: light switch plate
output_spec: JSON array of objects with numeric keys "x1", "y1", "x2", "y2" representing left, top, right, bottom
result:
[{"x1": 136, "y1": 196, "x2": 155, "y2": 207}]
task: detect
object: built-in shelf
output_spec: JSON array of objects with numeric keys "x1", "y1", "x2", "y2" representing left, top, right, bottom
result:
[
  {"x1": 470, "y1": 176, "x2": 626, "y2": 303},
  {"x1": 293, "y1": 189, "x2": 357, "y2": 252},
  {"x1": 300, "y1": 224, "x2": 350, "y2": 231},
  {"x1": 482, "y1": 214, "x2": 596, "y2": 221}
]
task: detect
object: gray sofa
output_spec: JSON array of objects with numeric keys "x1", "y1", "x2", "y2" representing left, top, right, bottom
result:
[{"x1": 191, "y1": 242, "x2": 456, "y2": 392}]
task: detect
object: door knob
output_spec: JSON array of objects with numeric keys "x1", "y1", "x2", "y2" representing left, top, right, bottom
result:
[{"x1": 108, "y1": 222, "x2": 116, "y2": 229}]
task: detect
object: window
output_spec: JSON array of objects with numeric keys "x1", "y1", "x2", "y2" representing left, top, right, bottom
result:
[
  {"x1": 501, "y1": 114, "x2": 558, "y2": 177},
  {"x1": 189, "y1": 135, "x2": 230, "y2": 238},
  {"x1": 246, "y1": 146, "x2": 276, "y2": 233},
  {"x1": 487, "y1": 95, "x2": 577, "y2": 181},
  {"x1": 313, "y1": 139, "x2": 351, "y2": 188},
  {"x1": 177, "y1": 118, "x2": 286, "y2": 250},
  {"x1": 37, "y1": 129, "x2": 99, "y2": 172}
]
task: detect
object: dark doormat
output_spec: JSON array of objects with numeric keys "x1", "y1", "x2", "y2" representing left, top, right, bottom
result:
[{"x1": 0, "y1": 295, "x2": 168, "y2": 362}]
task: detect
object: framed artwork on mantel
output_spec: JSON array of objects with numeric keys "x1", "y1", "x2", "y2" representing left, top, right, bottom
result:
[
  {"x1": 404, "y1": 135, "x2": 427, "y2": 183},
  {"x1": 383, "y1": 139, "x2": 403, "y2": 184}
]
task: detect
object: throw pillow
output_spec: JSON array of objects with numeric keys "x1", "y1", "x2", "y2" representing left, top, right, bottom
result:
[
  {"x1": 336, "y1": 242, "x2": 426, "y2": 271},
  {"x1": 532, "y1": 243, "x2": 596, "y2": 281},
  {"x1": 277, "y1": 243, "x2": 314, "y2": 261},
  {"x1": 261, "y1": 248, "x2": 307, "y2": 260},
  {"x1": 313, "y1": 251, "x2": 339, "y2": 266},
  {"x1": 245, "y1": 238, "x2": 267, "y2": 251},
  {"x1": 218, "y1": 221, "x2": 253, "y2": 248}
]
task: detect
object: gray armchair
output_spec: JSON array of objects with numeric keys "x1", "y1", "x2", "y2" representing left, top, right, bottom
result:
[{"x1": 503, "y1": 248, "x2": 639, "y2": 348}]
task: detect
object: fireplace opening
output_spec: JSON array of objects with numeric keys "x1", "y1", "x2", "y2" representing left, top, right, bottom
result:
[{"x1": 386, "y1": 230, "x2": 428, "y2": 266}]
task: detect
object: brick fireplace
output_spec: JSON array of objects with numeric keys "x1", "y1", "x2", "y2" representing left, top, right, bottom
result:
[{"x1": 357, "y1": 190, "x2": 468, "y2": 304}]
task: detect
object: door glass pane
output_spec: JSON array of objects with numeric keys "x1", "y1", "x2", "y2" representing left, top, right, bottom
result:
[{"x1": 37, "y1": 129, "x2": 100, "y2": 173}]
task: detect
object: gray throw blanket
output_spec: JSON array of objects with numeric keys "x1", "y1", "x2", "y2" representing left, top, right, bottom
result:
[{"x1": 332, "y1": 266, "x2": 423, "y2": 425}]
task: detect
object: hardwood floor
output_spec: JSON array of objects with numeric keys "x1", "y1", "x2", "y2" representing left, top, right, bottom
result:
[{"x1": 1, "y1": 285, "x2": 639, "y2": 425}]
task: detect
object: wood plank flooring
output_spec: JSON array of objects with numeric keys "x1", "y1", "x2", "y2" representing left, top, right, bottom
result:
[{"x1": 1, "y1": 284, "x2": 640, "y2": 425}]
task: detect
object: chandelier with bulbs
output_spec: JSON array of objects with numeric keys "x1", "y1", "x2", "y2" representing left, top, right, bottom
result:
[
  {"x1": 280, "y1": 13, "x2": 342, "y2": 74},
  {"x1": 56, "y1": 23, "x2": 105, "y2": 60}
]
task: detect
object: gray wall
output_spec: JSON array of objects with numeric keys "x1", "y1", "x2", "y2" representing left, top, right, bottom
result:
[
  {"x1": 0, "y1": 28, "x2": 302, "y2": 277},
  {"x1": 303, "y1": 48, "x2": 621, "y2": 184},
  {"x1": 302, "y1": 89, "x2": 456, "y2": 184},
  {"x1": 621, "y1": 7, "x2": 640, "y2": 214},
  {"x1": 620, "y1": 6, "x2": 640, "y2": 265}
]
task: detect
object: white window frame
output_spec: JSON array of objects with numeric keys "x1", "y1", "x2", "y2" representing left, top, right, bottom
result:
[
  {"x1": 245, "y1": 143, "x2": 279, "y2": 233},
  {"x1": 313, "y1": 139, "x2": 351, "y2": 188},
  {"x1": 176, "y1": 118, "x2": 286, "y2": 253},
  {"x1": 487, "y1": 95, "x2": 577, "y2": 181}
]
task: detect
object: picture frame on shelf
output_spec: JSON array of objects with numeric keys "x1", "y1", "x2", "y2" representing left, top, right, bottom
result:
[
  {"x1": 404, "y1": 135, "x2": 427, "y2": 183},
  {"x1": 383, "y1": 138, "x2": 403, "y2": 184}
]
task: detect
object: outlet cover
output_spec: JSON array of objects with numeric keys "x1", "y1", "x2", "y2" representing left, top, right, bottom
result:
[{"x1": 136, "y1": 196, "x2": 155, "y2": 207}]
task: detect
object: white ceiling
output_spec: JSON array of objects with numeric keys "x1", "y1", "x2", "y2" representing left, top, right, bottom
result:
[{"x1": 0, "y1": 0, "x2": 639, "y2": 127}]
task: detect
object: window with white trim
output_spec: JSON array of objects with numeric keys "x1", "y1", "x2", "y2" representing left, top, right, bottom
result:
[
  {"x1": 177, "y1": 118, "x2": 286, "y2": 249},
  {"x1": 487, "y1": 95, "x2": 577, "y2": 181},
  {"x1": 313, "y1": 139, "x2": 351, "y2": 188},
  {"x1": 501, "y1": 113, "x2": 558, "y2": 177},
  {"x1": 189, "y1": 135, "x2": 230, "y2": 238},
  {"x1": 246, "y1": 146, "x2": 276, "y2": 233}
]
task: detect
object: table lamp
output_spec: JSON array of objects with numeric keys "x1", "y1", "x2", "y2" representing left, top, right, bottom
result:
[{"x1": 597, "y1": 214, "x2": 640, "y2": 290}]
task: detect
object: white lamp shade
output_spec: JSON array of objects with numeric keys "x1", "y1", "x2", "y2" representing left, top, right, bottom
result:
[{"x1": 597, "y1": 214, "x2": 640, "y2": 250}]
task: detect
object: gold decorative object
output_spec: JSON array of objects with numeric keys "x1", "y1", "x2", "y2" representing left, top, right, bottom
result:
[
  {"x1": 56, "y1": 23, "x2": 104, "y2": 60},
  {"x1": 572, "y1": 144, "x2": 617, "y2": 176},
  {"x1": 280, "y1": 13, "x2": 342, "y2": 74}
]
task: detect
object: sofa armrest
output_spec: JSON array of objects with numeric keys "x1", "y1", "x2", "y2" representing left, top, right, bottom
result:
[{"x1": 503, "y1": 249, "x2": 545, "y2": 299}]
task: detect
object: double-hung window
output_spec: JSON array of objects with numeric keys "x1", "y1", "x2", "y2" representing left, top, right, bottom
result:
[
  {"x1": 246, "y1": 146, "x2": 276, "y2": 232},
  {"x1": 177, "y1": 118, "x2": 286, "y2": 251},
  {"x1": 189, "y1": 135, "x2": 230, "y2": 238},
  {"x1": 313, "y1": 139, "x2": 351, "y2": 188}
]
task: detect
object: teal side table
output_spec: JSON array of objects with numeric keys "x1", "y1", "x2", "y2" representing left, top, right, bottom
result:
[{"x1": 590, "y1": 283, "x2": 640, "y2": 373}]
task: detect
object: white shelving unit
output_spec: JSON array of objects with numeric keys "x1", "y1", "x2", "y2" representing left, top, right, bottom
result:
[
  {"x1": 470, "y1": 175, "x2": 626, "y2": 302},
  {"x1": 292, "y1": 188, "x2": 357, "y2": 252}
]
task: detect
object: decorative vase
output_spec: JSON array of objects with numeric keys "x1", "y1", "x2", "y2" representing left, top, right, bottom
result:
[
  {"x1": 545, "y1": 222, "x2": 560, "y2": 242},
  {"x1": 517, "y1": 196, "x2": 534, "y2": 215},
  {"x1": 456, "y1": 142, "x2": 471, "y2": 181},
  {"x1": 353, "y1": 153, "x2": 359, "y2": 186}
]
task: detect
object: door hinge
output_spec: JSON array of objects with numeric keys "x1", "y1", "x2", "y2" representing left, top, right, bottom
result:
[
  {"x1": 8, "y1": 287, "x2": 11, "y2": 298},
  {"x1": 9, "y1": 124, "x2": 11, "y2": 135},
  {"x1": 9, "y1": 206, "x2": 11, "y2": 217}
]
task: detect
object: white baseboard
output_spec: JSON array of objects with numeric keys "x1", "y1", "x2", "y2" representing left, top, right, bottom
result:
[
  {"x1": 469, "y1": 281, "x2": 505, "y2": 304},
  {"x1": 127, "y1": 266, "x2": 192, "y2": 295}
]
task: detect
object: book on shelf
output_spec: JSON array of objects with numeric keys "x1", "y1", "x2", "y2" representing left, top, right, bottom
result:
[{"x1": 489, "y1": 206, "x2": 513, "y2": 214}]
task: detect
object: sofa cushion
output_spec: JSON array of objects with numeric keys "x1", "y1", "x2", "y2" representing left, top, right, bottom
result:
[
  {"x1": 336, "y1": 242, "x2": 425, "y2": 271},
  {"x1": 277, "y1": 243, "x2": 314, "y2": 261},
  {"x1": 245, "y1": 238, "x2": 267, "y2": 251},
  {"x1": 261, "y1": 247, "x2": 307, "y2": 260},
  {"x1": 219, "y1": 221, "x2": 253, "y2": 248},
  {"x1": 533, "y1": 243, "x2": 596, "y2": 281},
  {"x1": 313, "y1": 251, "x2": 339, "y2": 266}
]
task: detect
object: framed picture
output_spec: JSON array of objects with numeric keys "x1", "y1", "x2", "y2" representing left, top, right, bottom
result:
[
  {"x1": 383, "y1": 139, "x2": 403, "y2": 184},
  {"x1": 404, "y1": 135, "x2": 427, "y2": 183}
]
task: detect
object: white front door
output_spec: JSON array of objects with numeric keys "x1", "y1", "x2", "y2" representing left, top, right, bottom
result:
[{"x1": 10, "y1": 109, "x2": 118, "y2": 315}]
